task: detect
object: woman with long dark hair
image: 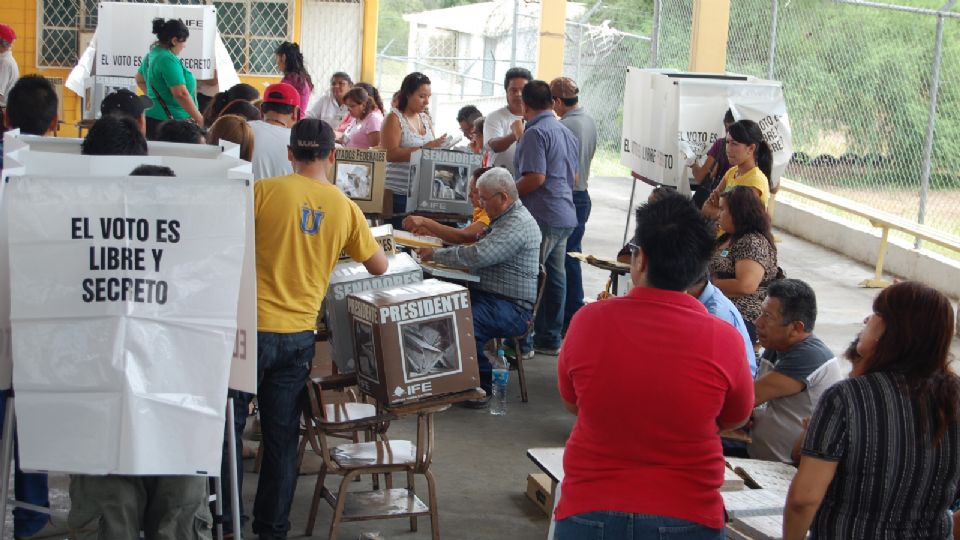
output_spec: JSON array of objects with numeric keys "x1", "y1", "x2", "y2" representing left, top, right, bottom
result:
[
  {"x1": 135, "y1": 18, "x2": 204, "y2": 138},
  {"x1": 708, "y1": 186, "x2": 778, "y2": 342},
  {"x1": 202, "y1": 83, "x2": 259, "y2": 125},
  {"x1": 275, "y1": 41, "x2": 312, "y2": 120},
  {"x1": 703, "y1": 119, "x2": 773, "y2": 218},
  {"x1": 381, "y1": 72, "x2": 447, "y2": 214},
  {"x1": 785, "y1": 281, "x2": 960, "y2": 539}
]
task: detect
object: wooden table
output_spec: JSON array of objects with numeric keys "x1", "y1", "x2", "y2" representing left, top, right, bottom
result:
[
  {"x1": 567, "y1": 252, "x2": 630, "y2": 295},
  {"x1": 419, "y1": 261, "x2": 481, "y2": 283}
]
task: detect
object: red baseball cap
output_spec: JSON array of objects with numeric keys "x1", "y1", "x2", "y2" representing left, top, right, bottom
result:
[
  {"x1": 0, "y1": 24, "x2": 16, "y2": 44},
  {"x1": 262, "y1": 83, "x2": 300, "y2": 108}
]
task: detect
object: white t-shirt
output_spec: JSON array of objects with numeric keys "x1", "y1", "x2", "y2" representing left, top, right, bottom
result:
[
  {"x1": 0, "y1": 50, "x2": 20, "y2": 108},
  {"x1": 483, "y1": 105, "x2": 522, "y2": 176},
  {"x1": 306, "y1": 93, "x2": 349, "y2": 130},
  {"x1": 249, "y1": 120, "x2": 293, "y2": 180}
]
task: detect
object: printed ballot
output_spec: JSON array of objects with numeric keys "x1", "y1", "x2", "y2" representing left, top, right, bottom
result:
[{"x1": 7, "y1": 175, "x2": 246, "y2": 475}]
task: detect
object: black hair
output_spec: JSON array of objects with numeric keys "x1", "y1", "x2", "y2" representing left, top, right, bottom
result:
[
  {"x1": 727, "y1": 119, "x2": 773, "y2": 181},
  {"x1": 228, "y1": 83, "x2": 260, "y2": 102},
  {"x1": 130, "y1": 165, "x2": 176, "y2": 177},
  {"x1": 558, "y1": 96, "x2": 578, "y2": 107},
  {"x1": 723, "y1": 109, "x2": 735, "y2": 125},
  {"x1": 457, "y1": 105, "x2": 481, "y2": 124},
  {"x1": 719, "y1": 185, "x2": 776, "y2": 248},
  {"x1": 397, "y1": 72, "x2": 431, "y2": 112},
  {"x1": 289, "y1": 119, "x2": 334, "y2": 162},
  {"x1": 343, "y1": 87, "x2": 376, "y2": 119},
  {"x1": 261, "y1": 101, "x2": 296, "y2": 116},
  {"x1": 355, "y1": 83, "x2": 384, "y2": 112},
  {"x1": 5, "y1": 75, "x2": 58, "y2": 135},
  {"x1": 275, "y1": 41, "x2": 313, "y2": 89},
  {"x1": 82, "y1": 115, "x2": 148, "y2": 156},
  {"x1": 156, "y1": 120, "x2": 206, "y2": 144},
  {"x1": 151, "y1": 18, "x2": 189, "y2": 48},
  {"x1": 503, "y1": 67, "x2": 533, "y2": 90},
  {"x1": 766, "y1": 278, "x2": 817, "y2": 332},
  {"x1": 521, "y1": 80, "x2": 553, "y2": 112},
  {"x1": 633, "y1": 195, "x2": 714, "y2": 291},
  {"x1": 330, "y1": 72, "x2": 353, "y2": 85},
  {"x1": 218, "y1": 100, "x2": 260, "y2": 121},
  {"x1": 204, "y1": 83, "x2": 261, "y2": 124}
]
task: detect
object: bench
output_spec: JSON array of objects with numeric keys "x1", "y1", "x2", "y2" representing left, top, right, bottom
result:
[{"x1": 777, "y1": 178, "x2": 960, "y2": 288}]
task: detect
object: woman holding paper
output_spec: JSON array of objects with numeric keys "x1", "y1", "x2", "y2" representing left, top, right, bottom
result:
[{"x1": 135, "y1": 18, "x2": 204, "y2": 139}]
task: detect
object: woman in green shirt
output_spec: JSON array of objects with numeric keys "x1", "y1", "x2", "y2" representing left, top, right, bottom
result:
[{"x1": 135, "y1": 18, "x2": 204, "y2": 139}]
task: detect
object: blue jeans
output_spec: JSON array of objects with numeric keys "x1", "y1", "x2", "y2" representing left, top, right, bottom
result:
[
  {"x1": 0, "y1": 390, "x2": 50, "y2": 537},
  {"x1": 470, "y1": 290, "x2": 531, "y2": 393},
  {"x1": 563, "y1": 191, "x2": 592, "y2": 334},
  {"x1": 555, "y1": 511, "x2": 724, "y2": 540},
  {"x1": 532, "y1": 224, "x2": 574, "y2": 350},
  {"x1": 221, "y1": 331, "x2": 313, "y2": 540}
]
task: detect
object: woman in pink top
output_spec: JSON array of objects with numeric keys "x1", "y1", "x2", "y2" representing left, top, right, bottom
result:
[
  {"x1": 275, "y1": 41, "x2": 312, "y2": 120},
  {"x1": 340, "y1": 86, "x2": 384, "y2": 149}
]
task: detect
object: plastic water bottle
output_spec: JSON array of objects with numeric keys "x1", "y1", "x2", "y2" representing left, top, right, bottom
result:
[{"x1": 490, "y1": 348, "x2": 509, "y2": 416}]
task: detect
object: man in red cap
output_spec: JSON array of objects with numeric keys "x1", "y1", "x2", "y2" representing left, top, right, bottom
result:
[
  {"x1": 249, "y1": 82, "x2": 300, "y2": 180},
  {"x1": 0, "y1": 23, "x2": 18, "y2": 111}
]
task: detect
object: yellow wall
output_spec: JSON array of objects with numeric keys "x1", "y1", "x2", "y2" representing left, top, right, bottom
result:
[{"x1": 3, "y1": 0, "x2": 304, "y2": 138}]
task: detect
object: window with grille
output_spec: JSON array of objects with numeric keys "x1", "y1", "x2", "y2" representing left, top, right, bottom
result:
[{"x1": 38, "y1": 0, "x2": 293, "y2": 74}]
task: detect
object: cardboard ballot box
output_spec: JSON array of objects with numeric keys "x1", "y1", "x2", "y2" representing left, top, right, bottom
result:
[
  {"x1": 409, "y1": 149, "x2": 482, "y2": 216},
  {"x1": 325, "y1": 253, "x2": 423, "y2": 372},
  {"x1": 347, "y1": 279, "x2": 480, "y2": 405},
  {"x1": 333, "y1": 148, "x2": 387, "y2": 214}
]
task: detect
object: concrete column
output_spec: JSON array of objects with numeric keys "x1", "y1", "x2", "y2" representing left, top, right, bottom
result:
[
  {"x1": 536, "y1": 0, "x2": 567, "y2": 81},
  {"x1": 688, "y1": 0, "x2": 730, "y2": 73},
  {"x1": 360, "y1": 0, "x2": 379, "y2": 83}
]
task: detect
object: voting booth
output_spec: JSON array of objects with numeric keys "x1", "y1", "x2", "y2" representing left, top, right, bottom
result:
[
  {"x1": 620, "y1": 69, "x2": 793, "y2": 195},
  {"x1": 324, "y1": 253, "x2": 423, "y2": 373},
  {"x1": 347, "y1": 279, "x2": 480, "y2": 406},
  {"x1": 1, "y1": 131, "x2": 255, "y2": 475}
]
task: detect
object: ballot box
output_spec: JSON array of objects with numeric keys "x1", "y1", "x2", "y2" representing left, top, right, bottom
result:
[
  {"x1": 347, "y1": 279, "x2": 480, "y2": 405},
  {"x1": 333, "y1": 148, "x2": 387, "y2": 214},
  {"x1": 411, "y1": 149, "x2": 481, "y2": 217},
  {"x1": 325, "y1": 253, "x2": 423, "y2": 372}
]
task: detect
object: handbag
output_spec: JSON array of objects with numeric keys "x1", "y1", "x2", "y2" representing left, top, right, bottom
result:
[{"x1": 149, "y1": 84, "x2": 175, "y2": 120}]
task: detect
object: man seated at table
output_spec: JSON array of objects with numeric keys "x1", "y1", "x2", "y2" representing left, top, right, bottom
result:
[
  {"x1": 749, "y1": 278, "x2": 845, "y2": 463},
  {"x1": 418, "y1": 167, "x2": 541, "y2": 407},
  {"x1": 402, "y1": 167, "x2": 492, "y2": 245}
]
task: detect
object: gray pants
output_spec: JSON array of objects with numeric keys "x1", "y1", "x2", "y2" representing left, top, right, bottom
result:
[{"x1": 68, "y1": 474, "x2": 212, "y2": 540}]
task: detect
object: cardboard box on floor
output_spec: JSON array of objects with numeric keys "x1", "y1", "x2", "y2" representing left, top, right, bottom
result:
[
  {"x1": 526, "y1": 474, "x2": 554, "y2": 515},
  {"x1": 347, "y1": 279, "x2": 480, "y2": 405},
  {"x1": 325, "y1": 253, "x2": 423, "y2": 373}
]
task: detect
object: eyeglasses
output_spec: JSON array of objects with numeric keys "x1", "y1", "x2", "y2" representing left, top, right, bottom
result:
[
  {"x1": 478, "y1": 191, "x2": 505, "y2": 203},
  {"x1": 627, "y1": 242, "x2": 641, "y2": 257}
]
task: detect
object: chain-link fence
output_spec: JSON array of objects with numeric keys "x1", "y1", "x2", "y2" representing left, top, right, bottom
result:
[
  {"x1": 657, "y1": 0, "x2": 960, "y2": 247},
  {"x1": 37, "y1": 0, "x2": 294, "y2": 74},
  {"x1": 375, "y1": 0, "x2": 650, "y2": 157}
]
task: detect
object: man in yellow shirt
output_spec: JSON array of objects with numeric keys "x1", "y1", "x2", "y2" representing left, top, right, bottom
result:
[{"x1": 230, "y1": 118, "x2": 387, "y2": 540}]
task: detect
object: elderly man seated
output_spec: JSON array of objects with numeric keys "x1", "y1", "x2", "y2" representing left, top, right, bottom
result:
[
  {"x1": 403, "y1": 167, "x2": 492, "y2": 245},
  {"x1": 418, "y1": 167, "x2": 541, "y2": 407}
]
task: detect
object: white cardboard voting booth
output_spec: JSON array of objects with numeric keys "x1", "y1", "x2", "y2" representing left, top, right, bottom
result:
[
  {"x1": 621, "y1": 69, "x2": 793, "y2": 194},
  {"x1": 1, "y1": 132, "x2": 258, "y2": 397},
  {"x1": 7, "y1": 175, "x2": 246, "y2": 475}
]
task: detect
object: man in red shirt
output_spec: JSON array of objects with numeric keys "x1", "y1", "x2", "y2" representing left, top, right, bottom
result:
[{"x1": 556, "y1": 195, "x2": 753, "y2": 538}]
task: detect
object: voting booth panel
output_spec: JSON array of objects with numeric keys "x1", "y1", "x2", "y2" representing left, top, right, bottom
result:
[
  {"x1": 0, "y1": 131, "x2": 258, "y2": 394},
  {"x1": 621, "y1": 69, "x2": 793, "y2": 192},
  {"x1": 347, "y1": 279, "x2": 480, "y2": 406},
  {"x1": 95, "y1": 3, "x2": 217, "y2": 80},
  {"x1": 7, "y1": 176, "x2": 246, "y2": 475},
  {"x1": 333, "y1": 149, "x2": 387, "y2": 214},
  {"x1": 325, "y1": 254, "x2": 423, "y2": 373}
]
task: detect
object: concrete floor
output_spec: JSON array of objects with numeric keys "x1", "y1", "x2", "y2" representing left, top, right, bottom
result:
[{"x1": 9, "y1": 176, "x2": 959, "y2": 540}]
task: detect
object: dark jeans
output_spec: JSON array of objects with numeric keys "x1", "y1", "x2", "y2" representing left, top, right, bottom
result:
[
  {"x1": 220, "y1": 331, "x2": 314, "y2": 539},
  {"x1": 563, "y1": 190, "x2": 592, "y2": 334},
  {"x1": 0, "y1": 390, "x2": 50, "y2": 537},
  {"x1": 532, "y1": 224, "x2": 574, "y2": 350},
  {"x1": 470, "y1": 290, "x2": 531, "y2": 393},
  {"x1": 555, "y1": 511, "x2": 724, "y2": 540}
]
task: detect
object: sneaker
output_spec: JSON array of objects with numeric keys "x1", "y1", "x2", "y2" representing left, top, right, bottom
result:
[
  {"x1": 503, "y1": 345, "x2": 534, "y2": 361},
  {"x1": 534, "y1": 345, "x2": 561, "y2": 356},
  {"x1": 461, "y1": 394, "x2": 491, "y2": 409},
  {"x1": 15, "y1": 518, "x2": 68, "y2": 540}
]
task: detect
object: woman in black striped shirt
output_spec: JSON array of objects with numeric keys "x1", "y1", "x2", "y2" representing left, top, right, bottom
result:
[{"x1": 784, "y1": 281, "x2": 960, "y2": 539}]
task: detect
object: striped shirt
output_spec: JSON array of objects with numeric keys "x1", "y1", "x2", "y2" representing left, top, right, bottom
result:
[
  {"x1": 802, "y1": 372, "x2": 960, "y2": 539},
  {"x1": 431, "y1": 200, "x2": 541, "y2": 305}
]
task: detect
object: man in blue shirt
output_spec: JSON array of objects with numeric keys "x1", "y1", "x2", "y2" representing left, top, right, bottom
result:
[
  {"x1": 688, "y1": 273, "x2": 757, "y2": 377},
  {"x1": 513, "y1": 80, "x2": 579, "y2": 355}
]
